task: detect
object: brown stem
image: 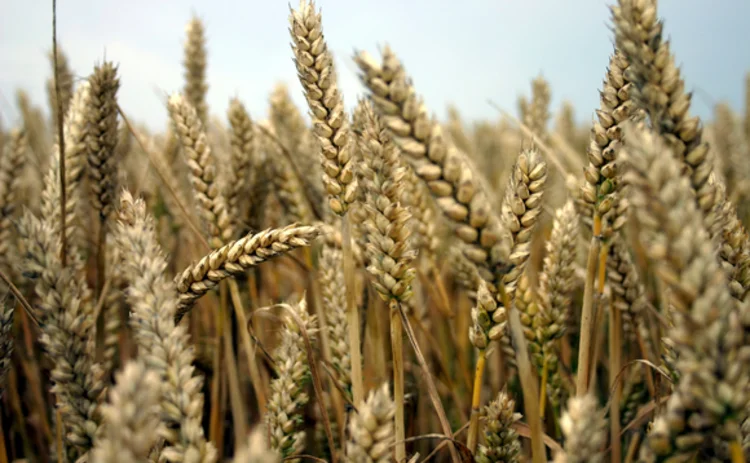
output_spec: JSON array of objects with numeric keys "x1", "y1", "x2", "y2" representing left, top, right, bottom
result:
[
  {"x1": 396, "y1": 303, "x2": 461, "y2": 463},
  {"x1": 577, "y1": 214, "x2": 601, "y2": 396},
  {"x1": 342, "y1": 216, "x2": 364, "y2": 406},
  {"x1": 227, "y1": 279, "x2": 267, "y2": 417},
  {"x1": 390, "y1": 300, "x2": 406, "y2": 462},
  {"x1": 609, "y1": 302, "x2": 622, "y2": 463},
  {"x1": 52, "y1": 0, "x2": 67, "y2": 269},
  {"x1": 466, "y1": 348, "x2": 487, "y2": 454}
]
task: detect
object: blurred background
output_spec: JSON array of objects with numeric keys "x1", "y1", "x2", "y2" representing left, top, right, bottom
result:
[{"x1": 1, "y1": 0, "x2": 749, "y2": 131}]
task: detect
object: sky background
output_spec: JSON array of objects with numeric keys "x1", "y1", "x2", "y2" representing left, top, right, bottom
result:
[{"x1": 1, "y1": 0, "x2": 749, "y2": 133}]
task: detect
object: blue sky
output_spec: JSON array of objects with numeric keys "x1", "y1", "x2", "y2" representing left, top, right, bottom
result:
[{"x1": 1, "y1": 0, "x2": 749, "y2": 132}]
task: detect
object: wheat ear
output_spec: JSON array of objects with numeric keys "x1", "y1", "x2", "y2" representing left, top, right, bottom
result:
[
  {"x1": 173, "y1": 223, "x2": 320, "y2": 321},
  {"x1": 232, "y1": 427, "x2": 281, "y2": 463},
  {"x1": 89, "y1": 361, "x2": 163, "y2": 463},
  {"x1": 623, "y1": 122, "x2": 749, "y2": 460},
  {"x1": 289, "y1": 0, "x2": 358, "y2": 215},
  {"x1": 227, "y1": 98, "x2": 256, "y2": 235},
  {"x1": 0, "y1": 128, "x2": 28, "y2": 275},
  {"x1": 0, "y1": 298, "x2": 13, "y2": 398},
  {"x1": 266, "y1": 298, "x2": 318, "y2": 461},
  {"x1": 183, "y1": 16, "x2": 208, "y2": 125},
  {"x1": 115, "y1": 190, "x2": 216, "y2": 463},
  {"x1": 19, "y1": 210, "x2": 101, "y2": 459},
  {"x1": 475, "y1": 390, "x2": 522, "y2": 463},
  {"x1": 346, "y1": 383, "x2": 396, "y2": 463},
  {"x1": 554, "y1": 395, "x2": 607, "y2": 463}
]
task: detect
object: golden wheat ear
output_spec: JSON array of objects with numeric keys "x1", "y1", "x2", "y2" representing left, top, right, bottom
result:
[
  {"x1": 266, "y1": 297, "x2": 318, "y2": 461},
  {"x1": 554, "y1": 394, "x2": 607, "y2": 463},
  {"x1": 89, "y1": 361, "x2": 163, "y2": 462},
  {"x1": 115, "y1": 190, "x2": 216, "y2": 463}
]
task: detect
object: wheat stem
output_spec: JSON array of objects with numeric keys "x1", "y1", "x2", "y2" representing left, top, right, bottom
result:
[
  {"x1": 498, "y1": 283, "x2": 546, "y2": 463},
  {"x1": 390, "y1": 300, "x2": 406, "y2": 462},
  {"x1": 576, "y1": 213, "x2": 601, "y2": 396},
  {"x1": 466, "y1": 348, "x2": 487, "y2": 454},
  {"x1": 609, "y1": 304, "x2": 623, "y2": 463},
  {"x1": 226, "y1": 279, "x2": 266, "y2": 416},
  {"x1": 342, "y1": 215, "x2": 364, "y2": 406}
]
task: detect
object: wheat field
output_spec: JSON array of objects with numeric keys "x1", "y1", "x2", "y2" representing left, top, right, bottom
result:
[{"x1": 0, "y1": 0, "x2": 749, "y2": 462}]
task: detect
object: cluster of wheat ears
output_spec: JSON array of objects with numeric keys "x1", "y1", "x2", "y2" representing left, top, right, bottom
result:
[{"x1": 1, "y1": 0, "x2": 749, "y2": 462}]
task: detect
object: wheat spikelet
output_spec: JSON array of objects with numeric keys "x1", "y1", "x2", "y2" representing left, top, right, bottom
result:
[
  {"x1": 42, "y1": 82, "x2": 92, "y2": 266},
  {"x1": 97, "y1": 236, "x2": 127, "y2": 384},
  {"x1": 115, "y1": 190, "x2": 216, "y2": 463},
  {"x1": 86, "y1": 61, "x2": 120, "y2": 221},
  {"x1": 524, "y1": 75, "x2": 551, "y2": 143},
  {"x1": 354, "y1": 46, "x2": 507, "y2": 286},
  {"x1": 580, "y1": 49, "x2": 635, "y2": 233},
  {"x1": 89, "y1": 361, "x2": 163, "y2": 463},
  {"x1": 0, "y1": 297, "x2": 13, "y2": 398},
  {"x1": 266, "y1": 297, "x2": 318, "y2": 460},
  {"x1": 345, "y1": 382, "x2": 396, "y2": 463},
  {"x1": 167, "y1": 93, "x2": 233, "y2": 249},
  {"x1": 606, "y1": 236, "x2": 647, "y2": 340},
  {"x1": 174, "y1": 223, "x2": 320, "y2": 320},
  {"x1": 46, "y1": 47, "x2": 74, "y2": 128},
  {"x1": 530, "y1": 200, "x2": 579, "y2": 407},
  {"x1": 289, "y1": 0, "x2": 357, "y2": 215},
  {"x1": 319, "y1": 241, "x2": 351, "y2": 395},
  {"x1": 16, "y1": 89, "x2": 51, "y2": 169},
  {"x1": 227, "y1": 98, "x2": 256, "y2": 234},
  {"x1": 492, "y1": 148, "x2": 548, "y2": 342},
  {"x1": 713, "y1": 179, "x2": 750, "y2": 302},
  {"x1": 357, "y1": 100, "x2": 416, "y2": 302},
  {"x1": 475, "y1": 390, "x2": 522, "y2": 463},
  {"x1": 401, "y1": 165, "x2": 439, "y2": 262},
  {"x1": 183, "y1": 16, "x2": 208, "y2": 125},
  {"x1": 554, "y1": 394, "x2": 607, "y2": 463},
  {"x1": 0, "y1": 128, "x2": 28, "y2": 275},
  {"x1": 612, "y1": 0, "x2": 718, "y2": 232},
  {"x1": 232, "y1": 427, "x2": 281, "y2": 463}
]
